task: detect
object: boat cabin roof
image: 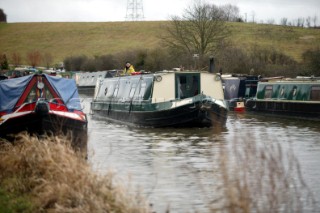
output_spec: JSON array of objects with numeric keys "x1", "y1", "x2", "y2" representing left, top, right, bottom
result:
[{"x1": 94, "y1": 71, "x2": 225, "y2": 103}]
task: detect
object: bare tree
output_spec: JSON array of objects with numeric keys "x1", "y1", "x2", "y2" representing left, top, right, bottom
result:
[
  {"x1": 297, "y1": 17, "x2": 305, "y2": 27},
  {"x1": 42, "y1": 52, "x2": 53, "y2": 69},
  {"x1": 162, "y1": 1, "x2": 230, "y2": 63},
  {"x1": 251, "y1": 11, "x2": 256, "y2": 23},
  {"x1": 312, "y1": 15, "x2": 318, "y2": 27},
  {"x1": 306, "y1": 16, "x2": 311, "y2": 28},
  {"x1": 11, "y1": 52, "x2": 22, "y2": 67},
  {"x1": 27, "y1": 50, "x2": 41, "y2": 68},
  {"x1": 280, "y1": 17, "x2": 288, "y2": 26},
  {"x1": 219, "y1": 4, "x2": 240, "y2": 22},
  {"x1": 266, "y1": 19, "x2": 275, "y2": 25}
]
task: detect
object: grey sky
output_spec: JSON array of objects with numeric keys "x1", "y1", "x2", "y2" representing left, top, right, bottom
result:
[{"x1": 1, "y1": 0, "x2": 319, "y2": 24}]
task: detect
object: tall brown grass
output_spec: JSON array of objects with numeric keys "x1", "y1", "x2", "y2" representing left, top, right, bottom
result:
[
  {"x1": 209, "y1": 136, "x2": 318, "y2": 213},
  {"x1": 0, "y1": 132, "x2": 151, "y2": 213}
]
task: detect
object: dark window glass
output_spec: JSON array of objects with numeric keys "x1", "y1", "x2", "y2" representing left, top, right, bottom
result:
[
  {"x1": 310, "y1": 86, "x2": 320, "y2": 101},
  {"x1": 264, "y1": 85, "x2": 273, "y2": 98}
]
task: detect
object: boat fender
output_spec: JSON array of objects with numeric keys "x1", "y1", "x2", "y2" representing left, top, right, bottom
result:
[{"x1": 35, "y1": 100, "x2": 50, "y2": 115}]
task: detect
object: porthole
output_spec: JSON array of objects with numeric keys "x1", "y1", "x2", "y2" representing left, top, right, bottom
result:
[
  {"x1": 155, "y1": 75, "x2": 162, "y2": 82},
  {"x1": 215, "y1": 75, "x2": 221, "y2": 81}
]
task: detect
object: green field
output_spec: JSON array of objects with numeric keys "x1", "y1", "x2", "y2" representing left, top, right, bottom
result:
[{"x1": 0, "y1": 21, "x2": 319, "y2": 65}]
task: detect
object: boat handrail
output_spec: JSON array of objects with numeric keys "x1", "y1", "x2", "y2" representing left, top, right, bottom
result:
[
  {"x1": 278, "y1": 77, "x2": 320, "y2": 82},
  {"x1": 14, "y1": 98, "x2": 67, "y2": 111}
]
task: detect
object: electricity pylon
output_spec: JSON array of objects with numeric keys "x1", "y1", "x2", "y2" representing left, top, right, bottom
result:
[{"x1": 125, "y1": 0, "x2": 144, "y2": 21}]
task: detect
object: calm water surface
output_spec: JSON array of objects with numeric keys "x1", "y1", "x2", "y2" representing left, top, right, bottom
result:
[{"x1": 81, "y1": 95, "x2": 320, "y2": 212}]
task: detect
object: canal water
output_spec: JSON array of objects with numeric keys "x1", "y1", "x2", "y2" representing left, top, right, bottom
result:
[{"x1": 80, "y1": 94, "x2": 320, "y2": 212}]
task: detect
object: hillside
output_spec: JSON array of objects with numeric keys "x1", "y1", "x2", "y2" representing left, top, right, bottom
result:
[{"x1": 0, "y1": 21, "x2": 319, "y2": 65}]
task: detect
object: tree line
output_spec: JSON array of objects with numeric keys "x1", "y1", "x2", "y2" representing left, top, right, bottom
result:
[
  {"x1": 2, "y1": 46, "x2": 318, "y2": 78},
  {"x1": 0, "y1": 51, "x2": 57, "y2": 70}
]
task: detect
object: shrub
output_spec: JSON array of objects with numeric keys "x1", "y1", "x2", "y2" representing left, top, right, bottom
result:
[
  {"x1": 0, "y1": 54, "x2": 9, "y2": 70},
  {"x1": 302, "y1": 48, "x2": 320, "y2": 76},
  {"x1": 0, "y1": 133, "x2": 151, "y2": 213},
  {"x1": 64, "y1": 55, "x2": 88, "y2": 71}
]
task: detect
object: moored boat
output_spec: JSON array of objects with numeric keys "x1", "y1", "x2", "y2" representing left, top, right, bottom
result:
[
  {"x1": 245, "y1": 77, "x2": 320, "y2": 120},
  {"x1": 0, "y1": 74, "x2": 88, "y2": 150},
  {"x1": 90, "y1": 71, "x2": 228, "y2": 127},
  {"x1": 222, "y1": 74, "x2": 259, "y2": 112},
  {"x1": 75, "y1": 70, "x2": 119, "y2": 95}
]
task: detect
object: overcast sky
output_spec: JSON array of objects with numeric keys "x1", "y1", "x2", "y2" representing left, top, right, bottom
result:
[{"x1": 1, "y1": 0, "x2": 319, "y2": 24}]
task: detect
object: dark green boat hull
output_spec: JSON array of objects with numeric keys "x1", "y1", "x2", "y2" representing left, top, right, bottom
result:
[{"x1": 91, "y1": 99, "x2": 227, "y2": 128}]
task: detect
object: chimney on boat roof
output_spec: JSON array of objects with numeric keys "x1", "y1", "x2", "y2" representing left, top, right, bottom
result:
[{"x1": 209, "y1": 57, "x2": 215, "y2": 73}]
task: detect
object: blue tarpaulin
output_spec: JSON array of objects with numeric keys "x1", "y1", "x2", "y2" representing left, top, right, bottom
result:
[
  {"x1": 45, "y1": 74, "x2": 81, "y2": 111},
  {"x1": 0, "y1": 75, "x2": 33, "y2": 113},
  {"x1": 0, "y1": 74, "x2": 81, "y2": 113}
]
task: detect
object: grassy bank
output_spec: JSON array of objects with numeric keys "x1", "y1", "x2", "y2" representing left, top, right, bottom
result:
[
  {"x1": 0, "y1": 21, "x2": 319, "y2": 64},
  {"x1": 0, "y1": 133, "x2": 151, "y2": 213}
]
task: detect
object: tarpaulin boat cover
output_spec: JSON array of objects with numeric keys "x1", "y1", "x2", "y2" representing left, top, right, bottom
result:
[
  {"x1": 0, "y1": 75, "x2": 33, "y2": 113},
  {"x1": 0, "y1": 74, "x2": 81, "y2": 113},
  {"x1": 45, "y1": 74, "x2": 82, "y2": 111}
]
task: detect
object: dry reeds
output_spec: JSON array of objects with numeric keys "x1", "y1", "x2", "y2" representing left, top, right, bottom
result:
[
  {"x1": 0, "y1": 132, "x2": 151, "y2": 213},
  {"x1": 210, "y1": 136, "x2": 318, "y2": 213}
]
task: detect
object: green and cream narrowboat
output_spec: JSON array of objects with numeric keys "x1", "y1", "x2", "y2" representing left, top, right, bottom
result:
[
  {"x1": 90, "y1": 71, "x2": 228, "y2": 127},
  {"x1": 246, "y1": 78, "x2": 320, "y2": 119}
]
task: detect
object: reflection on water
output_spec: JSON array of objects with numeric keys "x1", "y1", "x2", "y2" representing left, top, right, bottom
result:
[{"x1": 81, "y1": 95, "x2": 320, "y2": 212}]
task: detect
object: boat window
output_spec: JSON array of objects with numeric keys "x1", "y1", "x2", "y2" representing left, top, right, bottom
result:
[
  {"x1": 105, "y1": 85, "x2": 114, "y2": 98},
  {"x1": 24, "y1": 81, "x2": 54, "y2": 103},
  {"x1": 113, "y1": 84, "x2": 119, "y2": 97},
  {"x1": 264, "y1": 85, "x2": 273, "y2": 98},
  {"x1": 179, "y1": 76, "x2": 187, "y2": 99},
  {"x1": 291, "y1": 86, "x2": 297, "y2": 97},
  {"x1": 129, "y1": 84, "x2": 136, "y2": 98},
  {"x1": 45, "y1": 88, "x2": 54, "y2": 100},
  {"x1": 25, "y1": 85, "x2": 38, "y2": 102},
  {"x1": 176, "y1": 74, "x2": 200, "y2": 99},
  {"x1": 280, "y1": 87, "x2": 285, "y2": 97},
  {"x1": 310, "y1": 86, "x2": 320, "y2": 101},
  {"x1": 138, "y1": 82, "x2": 146, "y2": 100},
  {"x1": 245, "y1": 87, "x2": 250, "y2": 98},
  {"x1": 191, "y1": 76, "x2": 199, "y2": 96}
]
